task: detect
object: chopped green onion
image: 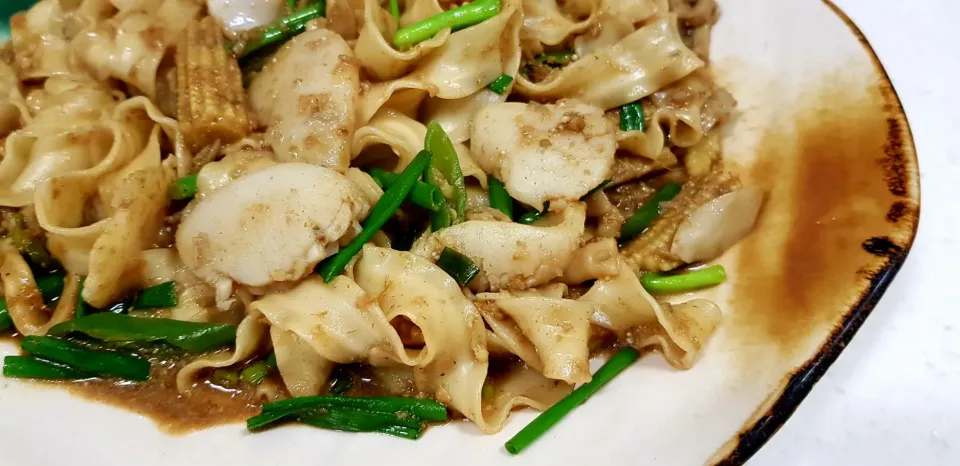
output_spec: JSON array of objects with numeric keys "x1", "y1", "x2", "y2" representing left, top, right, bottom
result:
[
  {"x1": 105, "y1": 297, "x2": 132, "y2": 315},
  {"x1": 435, "y1": 248, "x2": 480, "y2": 287},
  {"x1": 504, "y1": 347, "x2": 640, "y2": 455},
  {"x1": 248, "y1": 395, "x2": 448, "y2": 431},
  {"x1": 300, "y1": 406, "x2": 424, "y2": 440},
  {"x1": 168, "y1": 174, "x2": 198, "y2": 201},
  {"x1": 619, "y1": 102, "x2": 645, "y2": 132},
  {"x1": 424, "y1": 122, "x2": 467, "y2": 230},
  {"x1": 317, "y1": 150, "x2": 432, "y2": 282},
  {"x1": 132, "y1": 281, "x2": 178, "y2": 310},
  {"x1": 393, "y1": 0, "x2": 500, "y2": 50},
  {"x1": 641, "y1": 265, "x2": 727, "y2": 294},
  {"x1": 240, "y1": 360, "x2": 272, "y2": 386},
  {"x1": 517, "y1": 201, "x2": 550, "y2": 225},
  {"x1": 535, "y1": 51, "x2": 575, "y2": 66},
  {"x1": 48, "y1": 314, "x2": 237, "y2": 352},
  {"x1": 488, "y1": 177, "x2": 513, "y2": 218},
  {"x1": 212, "y1": 368, "x2": 240, "y2": 387},
  {"x1": 619, "y1": 182, "x2": 682, "y2": 244},
  {"x1": 487, "y1": 74, "x2": 513, "y2": 95},
  {"x1": 75, "y1": 277, "x2": 88, "y2": 318},
  {"x1": 3, "y1": 355, "x2": 96, "y2": 380},
  {"x1": 240, "y1": 1, "x2": 327, "y2": 58},
  {"x1": 0, "y1": 272, "x2": 65, "y2": 332},
  {"x1": 368, "y1": 168, "x2": 445, "y2": 212},
  {"x1": 482, "y1": 382, "x2": 494, "y2": 401},
  {"x1": 22, "y1": 240, "x2": 54, "y2": 270},
  {"x1": 20, "y1": 336, "x2": 150, "y2": 381},
  {"x1": 580, "y1": 179, "x2": 612, "y2": 200},
  {"x1": 330, "y1": 375, "x2": 354, "y2": 395},
  {"x1": 389, "y1": 0, "x2": 400, "y2": 20}
]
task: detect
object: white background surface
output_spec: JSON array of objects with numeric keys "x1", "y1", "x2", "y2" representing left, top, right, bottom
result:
[{"x1": 753, "y1": 0, "x2": 960, "y2": 464}]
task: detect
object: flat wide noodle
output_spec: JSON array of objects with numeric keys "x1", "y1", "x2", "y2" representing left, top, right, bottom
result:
[{"x1": 516, "y1": 17, "x2": 704, "y2": 110}]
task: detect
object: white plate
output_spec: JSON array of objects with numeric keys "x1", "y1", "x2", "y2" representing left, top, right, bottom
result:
[{"x1": 0, "y1": 0, "x2": 920, "y2": 464}]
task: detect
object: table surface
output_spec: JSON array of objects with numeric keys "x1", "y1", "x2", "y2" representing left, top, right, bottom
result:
[{"x1": 752, "y1": 0, "x2": 959, "y2": 464}]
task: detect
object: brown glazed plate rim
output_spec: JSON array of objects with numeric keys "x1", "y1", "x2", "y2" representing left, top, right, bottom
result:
[{"x1": 714, "y1": 1, "x2": 921, "y2": 464}]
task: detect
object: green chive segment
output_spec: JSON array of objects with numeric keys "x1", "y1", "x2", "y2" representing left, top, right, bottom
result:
[
  {"x1": 393, "y1": 0, "x2": 501, "y2": 49},
  {"x1": 581, "y1": 179, "x2": 612, "y2": 200},
  {"x1": 368, "y1": 168, "x2": 445, "y2": 212},
  {"x1": 619, "y1": 182, "x2": 682, "y2": 244},
  {"x1": 487, "y1": 74, "x2": 513, "y2": 95},
  {"x1": 302, "y1": 407, "x2": 424, "y2": 439},
  {"x1": 436, "y1": 248, "x2": 480, "y2": 287},
  {"x1": 20, "y1": 336, "x2": 150, "y2": 381},
  {"x1": 535, "y1": 51, "x2": 575, "y2": 66},
  {"x1": 619, "y1": 101, "x2": 645, "y2": 132},
  {"x1": 48, "y1": 314, "x2": 237, "y2": 352},
  {"x1": 3, "y1": 355, "x2": 96, "y2": 380},
  {"x1": 317, "y1": 150, "x2": 433, "y2": 282},
  {"x1": 240, "y1": 2, "x2": 327, "y2": 58},
  {"x1": 504, "y1": 347, "x2": 640, "y2": 455},
  {"x1": 132, "y1": 281, "x2": 178, "y2": 310},
  {"x1": 389, "y1": 0, "x2": 400, "y2": 20},
  {"x1": 168, "y1": 174, "x2": 198, "y2": 200},
  {"x1": 247, "y1": 395, "x2": 448, "y2": 432},
  {"x1": 517, "y1": 202, "x2": 550, "y2": 225},
  {"x1": 488, "y1": 177, "x2": 513, "y2": 218},
  {"x1": 641, "y1": 265, "x2": 727, "y2": 294},
  {"x1": 424, "y1": 122, "x2": 467, "y2": 231}
]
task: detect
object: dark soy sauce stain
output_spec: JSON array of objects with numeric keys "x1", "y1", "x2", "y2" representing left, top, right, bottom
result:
[{"x1": 731, "y1": 74, "x2": 905, "y2": 353}]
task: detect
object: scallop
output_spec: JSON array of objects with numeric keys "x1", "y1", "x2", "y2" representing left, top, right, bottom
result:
[
  {"x1": 175, "y1": 163, "x2": 370, "y2": 295},
  {"x1": 470, "y1": 100, "x2": 615, "y2": 210},
  {"x1": 411, "y1": 203, "x2": 586, "y2": 291},
  {"x1": 248, "y1": 27, "x2": 360, "y2": 173}
]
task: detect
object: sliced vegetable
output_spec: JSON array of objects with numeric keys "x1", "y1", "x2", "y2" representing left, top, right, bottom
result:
[
  {"x1": 48, "y1": 314, "x2": 237, "y2": 352},
  {"x1": 3, "y1": 355, "x2": 96, "y2": 380},
  {"x1": 424, "y1": 122, "x2": 467, "y2": 230},
  {"x1": 20, "y1": 336, "x2": 150, "y2": 381},
  {"x1": 240, "y1": 360, "x2": 272, "y2": 386},
  {"x1": 132, "y1": 281, "x2": 178, "y2": 310},
  {"x1": 619, "y1": 102, "x2": 645, "y2": 132},
  {"x1": 641, "y1": 265, "x2": 727, "y2": 294},
  {"x1": 516, "y1": 201, "x2": 550, "y2": 225},
  {"x1": 0, "y1": 272, "x2": 65, "y2": 331},
  {"x1": 22, "y1": 240, "x2": 54, "y2": 270},
  {"x1": 487, "y1": 74, "x2": 513, "y2": 95},
  {"x1": 580, "y1": 179, "x2": 612, "y2": 200},
  {"x1": 504, "y1": 347, "x2": 640, "y2": 455},
  {"x1": 436, "y1": 248, "x2": 480, "y2": 287},
  {"x1": 75, "y1": 278, "x2": 88, "y2": 318},
  {"x1": 168, "y1": 174, "x2": 198, "y2": 201},
  {"x1": 317, "y1": 150, "x2": 432, "y2": 282},
  {"x1": 300, "y1": 407, "x2": 423, "y2": 440},
  {"x1": 239, "y1": 1, "x2": 327, "y2": 58},
  {"x1": 213, "y1": 368, "x2": 240, "y2": 387},
  {"x1": 393, "y1": 0, "x2": 501, "y2": 49},
  {"x1": 330, "y1": 375, "x2": 354, "y2": 395},
  {"x1": 619, "y1": 182, "x2": 682, "y2": 244},
  {"x1": 247, "y1": 395, "x2": 448, "y2": 431},
  {"x1": 389, "y1": 0, "x2": 400, "y2": 20},
  {"x1": 488, "y1": 177, "x2": 513, "y2": 218},
  {"x1": 535, "y1": 50, "x2": 575, "y2": 66},
  {"x1": 368, "y1": 168, "x2": 445, "y2": 212}
]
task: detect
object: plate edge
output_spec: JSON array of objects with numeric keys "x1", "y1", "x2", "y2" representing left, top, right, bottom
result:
[{"x1": 711, "y1": 1, "x2": 922, "y2": 464}]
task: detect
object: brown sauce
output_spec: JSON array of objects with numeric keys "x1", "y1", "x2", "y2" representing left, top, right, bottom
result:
[
  {"x1": 43, "y1": 353, "x2": 259, "y2": 434},
  {"x1": 730, "y1": 72, "x2": 912, "y2": 355}
]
